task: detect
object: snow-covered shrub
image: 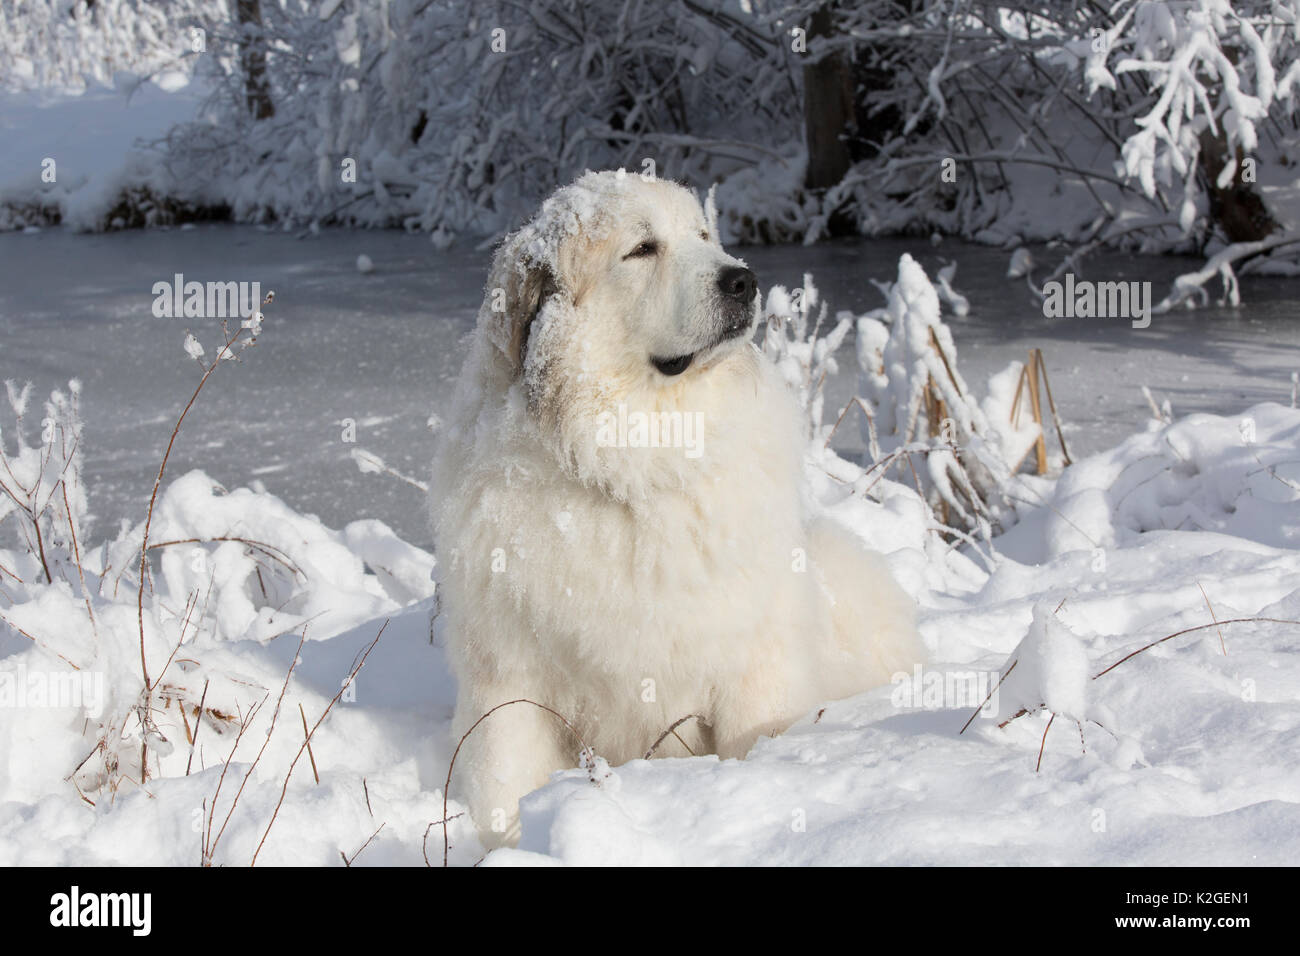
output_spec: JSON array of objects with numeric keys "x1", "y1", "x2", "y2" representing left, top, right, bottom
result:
[
  {"x1": 978, "y1": 358, "x2": 1046, "y2": 474},
  {"x1": 1111, "y1": 0, "x2": 1297, "y2": 228},
  {"x1": 852, "y1": 254, "x2": 1040, "y2": 536},
  {"x1": 753, "y1": 255, "x2": 1060, "y2": 556},
  {"x1": 0, "y1": 378, "x2": 87, "y2": 587},
  {"x1": 802, "y1": 0, "x2": 1300, "y2": 272},
  {"x1": 0, "y1": 0, "x2": 225, "y2": 92},
  {"x1": 761, "y1": 272, "x2": 854, "y2": 437},
  {"x1": 712, "y1": 147, "x2": 817, "y2": 245},
  {"x1": 10, "y1": 0, "x2": 1299, "y2": 284},
  {"x1": 994, "y1": 602, "x2": 1094, "y2": 730},
  {"x1": 0, "y1": 310, "x2": 435, "y2": 807},
  {"x1": 753, "y1": 263, "x2": 1000, "y2": 582},
  {"x1": 161, "y1": 0, "x2": 797, "y2": 237}
]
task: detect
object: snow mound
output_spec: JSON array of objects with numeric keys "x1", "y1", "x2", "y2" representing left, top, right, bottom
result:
[
  {"x1": 998, "y1": 602, "x2": 1092, "y2": 723},
  {"x1": 1042, "y1": 402, "x2": 1300, "y2": 556},
  {"x1": 1, "y1": 371, "x2": 441, "y2": 863}
]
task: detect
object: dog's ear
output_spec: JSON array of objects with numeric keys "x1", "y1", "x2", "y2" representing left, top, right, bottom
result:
[
  {"x1": 484, "y1": 237, "x2": 557, "y2": 379},
  {"x1": 510, "y1": 263, "x2": 557, "y2": 378}
]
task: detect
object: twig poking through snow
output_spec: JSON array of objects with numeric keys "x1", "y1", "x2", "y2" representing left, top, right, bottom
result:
[
  {"x1": 350, "y1": 448, "x2": 430, "y2": 493},
  {"x1": 959, "y1": 660, "x2": 1016, "y2": 735},
  {"x1": 185, "y1": 679, "x2": 209, "y2": 777},
  {"x1": 1197, "y1": 582, "x2": 1227, "y2": 656},
  {"x1": 1092, "y1": 618, "x2": 1300, "y2": 679},
  {"x1": 341, "y1": 823, "x2": 385, "y2": 866},
  {"x1": 138, "y1": 292, "x2": 275, "y2": 725},
  {"x1": 300, "y1": 703, "x2": 320, "y2": 785},
  {"x1": 643, "y1": 714, "x2": 709, "y2": 760},
  {"x1": 250, "y1": 620, "x2": 386, "y2": 867},
  {"x1": 1036, "y1": 713, "x2": 1056, "y2": 773}
]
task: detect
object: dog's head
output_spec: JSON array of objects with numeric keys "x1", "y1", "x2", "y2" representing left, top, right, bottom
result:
[
  {"x1": 472, "y1": 170, "x2": 761, "y2": 494},
  {"x1": 482, "y1": 171, "x2": 756, "y2": 386}
]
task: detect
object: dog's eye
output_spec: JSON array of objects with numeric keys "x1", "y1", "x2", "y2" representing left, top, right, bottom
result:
[
  {"x1": 699, "y1": 230, "x2": 709, "y2": 241},
  {"x1": 624, "y1": 240, "x2": 658, "y2": 259}
]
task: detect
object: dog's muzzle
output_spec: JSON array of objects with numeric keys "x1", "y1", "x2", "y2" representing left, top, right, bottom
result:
[{"x1": 651, "y1": 266, "x2": 757, "y2": 377}]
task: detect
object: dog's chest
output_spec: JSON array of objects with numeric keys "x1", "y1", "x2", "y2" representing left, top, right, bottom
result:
[{"x1": 486, "y1": 467, "x2": 802, "y2": 655}]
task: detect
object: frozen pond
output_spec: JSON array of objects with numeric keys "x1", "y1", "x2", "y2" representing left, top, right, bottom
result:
[{"x1": 1, "y1": 225, "x2": 1297, "y2": 546}]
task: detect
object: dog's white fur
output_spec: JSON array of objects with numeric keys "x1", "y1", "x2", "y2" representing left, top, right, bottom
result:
[{"x1": 431, "y1": 171, "x2": 923, "y2": 846}]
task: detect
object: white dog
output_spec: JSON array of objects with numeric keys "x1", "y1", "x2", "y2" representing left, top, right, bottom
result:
[{"x1": 431, "y1": 171, "x2": 923, "y2": 846}]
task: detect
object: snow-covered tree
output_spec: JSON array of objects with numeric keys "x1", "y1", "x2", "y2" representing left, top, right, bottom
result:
[
  {"x1": 161, "y1": 0, "x2": 798, "y2": 238},
  {"x1": 0, "y1": 0, "x2": 224, "y2": 92},
  {"x1": 795, "y1": 0, "x2": 1300, "y2": 265},
  {"x1": 11, "y1": 0, "x2": 1299, "y2": 289}
]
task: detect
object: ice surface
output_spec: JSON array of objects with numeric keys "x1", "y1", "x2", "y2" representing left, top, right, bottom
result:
[{"x1": 4, "y1": 226, "x2": 1299, "y2": 548}]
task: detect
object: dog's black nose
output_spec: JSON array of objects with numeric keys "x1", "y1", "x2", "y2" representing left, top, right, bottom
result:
[{"x1": 716, "y1": 266, "x2": 756, "y2": 304}]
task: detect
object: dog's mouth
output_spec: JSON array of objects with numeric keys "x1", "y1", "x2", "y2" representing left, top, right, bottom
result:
[
  {"x1": 650, "y1": 316, "x2": 753, "y2": 377},
  {"x1": 651, "y1": 353, "x2": 695, "y2": 376}
]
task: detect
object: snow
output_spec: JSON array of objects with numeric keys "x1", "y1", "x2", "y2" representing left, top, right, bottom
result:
[
  {"x1": 0, "y1": 73, "x2": 206, "y2": 231},
  {"x1": 182, "y1": 334, "x2": 205, "y2": 362},
  {"x1": 979, "y1": 359, "x2": 1042, "y2": 474},
  {"x1": 2, "y1": 239, "x2": 1299, "y2": 863},
  {"x1": 1000, "y1": 603, "x2": 1092, "y2": 723},
  {"x1": 1007, "y1": 247, "x2": 1033, "y2": 278},
  {"x1": 933, "y1": 259, "x2": 969, "y2": 317}
]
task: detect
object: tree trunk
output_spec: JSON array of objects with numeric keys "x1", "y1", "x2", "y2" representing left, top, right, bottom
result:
[
  {"x1": 802, "y1": 4, "x2": 854, "y2": 192},
  {"x1": 1198, "y1": 129, "x2": 1278, "y2": 244},
  {"x1": 235, "y1": 0, "x2": 274, "y2": 120}
]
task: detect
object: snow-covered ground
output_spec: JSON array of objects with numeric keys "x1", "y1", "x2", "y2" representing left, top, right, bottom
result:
[
  {"x1": 2, "y1": 235, "x2": 1298, "y2": 865},
  {"x1": 0, "y1": 75, "x2": 205, "y2": 231}
]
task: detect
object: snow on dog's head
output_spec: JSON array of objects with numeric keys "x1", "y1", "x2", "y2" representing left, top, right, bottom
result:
[{"x1": 467, "y1": 170, "x2": 765, "y2": 497}]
